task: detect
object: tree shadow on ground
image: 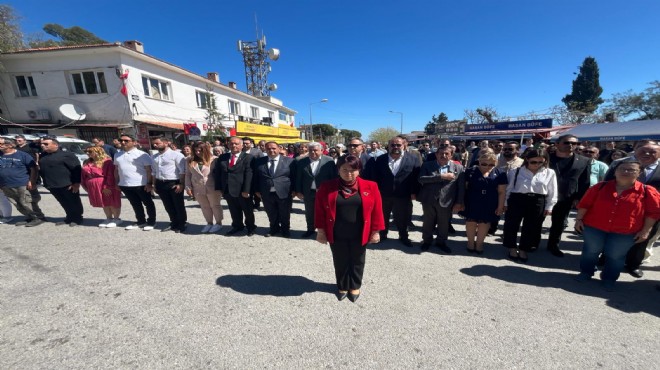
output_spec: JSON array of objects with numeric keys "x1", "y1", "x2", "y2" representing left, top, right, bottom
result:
[
  {"x1": 215, "y1": 274, "x2": 335, "y2": 297},
  {"x1": 461, "y1": 265, "x2": 660, "y2": 318}
]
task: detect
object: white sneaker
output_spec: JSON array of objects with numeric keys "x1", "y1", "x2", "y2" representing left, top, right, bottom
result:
[
  {"x1": 201, "y1": 224, "x2": 213, "y2": 233},
  {"x1": 99, "y1": 219, "x2": 112, "y2": 228},
  {"x1": 125, "y1": 223, "x2": 146, "y2": 230},
  {"x1": 106, "y1": 218, "x2": 121, "y2": 228},
  {"x1": 0, "y1": 217, "x2": 13, "y2": 224},
  {"x1": 209, "y1": 224, "x2": 222, "y2": 233},
  {"x1": 142, "y1": 225, "x2": 154, "y2": 231}
]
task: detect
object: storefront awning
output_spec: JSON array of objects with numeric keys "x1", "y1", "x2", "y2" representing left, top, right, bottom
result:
[
  {"x1": 134, "y1": 120, "x2": 184, "y2": 130},
  {"x1": 549, "y1": 120, "x2": 660, "y2": 142},
  {"x1": 451, "y1": 126, "x2": 573, "y2": 141}
]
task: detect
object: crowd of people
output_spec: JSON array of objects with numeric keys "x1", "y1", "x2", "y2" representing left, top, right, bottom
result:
[{"x1": 1, "y1": 133, "x2": 659, "y2": 298}]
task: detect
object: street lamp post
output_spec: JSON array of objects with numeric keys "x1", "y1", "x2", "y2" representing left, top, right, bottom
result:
[
  {"x1": 309, "y1": 99, "x2": 328, "y2": 141},
  {"x1": 389, "y1": 110, "x2": 403, "y2": 134}
]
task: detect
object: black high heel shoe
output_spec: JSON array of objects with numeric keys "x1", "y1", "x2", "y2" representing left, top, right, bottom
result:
[
  {"x1": 518, "y1": 251, "x2": 528, "y2": 263},
  {"x1": 508, "y1": 249, "x2": 519, "y2": 262},
  {"x1": 347, "y1": 291, "x2": 360, "y2": 302},
  {"x1": 336, "y1": 291, "x2": 348, "y2": 301}
]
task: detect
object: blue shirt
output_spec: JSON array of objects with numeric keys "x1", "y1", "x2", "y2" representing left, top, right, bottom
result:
[{"x1": 0, "y1": 150, "x2": 36, "y2": 187}]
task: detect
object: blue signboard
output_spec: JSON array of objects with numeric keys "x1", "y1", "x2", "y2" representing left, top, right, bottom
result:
[{"x1": 464, "y1": 119, "x2": 553, "y2": 132}]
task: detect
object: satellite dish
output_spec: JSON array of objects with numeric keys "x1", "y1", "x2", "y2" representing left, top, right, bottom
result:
[
  {"x1": 268, "y1": 83, "x2": 278, "y2": 91},
  {"x1": 268, "y1": 48, "x2": 280, "y2": 60},
  {"x1": 59, "y1": 104, "x2": 86, "y2": 121}
]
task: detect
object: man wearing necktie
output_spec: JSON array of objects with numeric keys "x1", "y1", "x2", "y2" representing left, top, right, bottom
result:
[
  {"x1": 253, "y1": 141, "x2": 296, "y2": 238},
  {"x1": 214, "y1": 136, "x2": 256, "y2": 236}
]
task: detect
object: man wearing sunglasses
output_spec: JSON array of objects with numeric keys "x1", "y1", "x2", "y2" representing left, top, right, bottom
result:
[
  {"x1": 344, "y1": 138, "x2": 372, "y2": 171},
  {"x1": 38, "y1": 136, "x2": 84, "y2": 226},
  {"x1": 546, "y1": 134, "x2": 591, "y2": 257},
  {"x1": 114, "y1": 134, "x2": 156, "y2": 231},
  {"x1": 497, "y1": 142, "x2": 524, "y2": 172},
  {"x1": 365, "y1": 136, "x2": 421, "y2": 247}
]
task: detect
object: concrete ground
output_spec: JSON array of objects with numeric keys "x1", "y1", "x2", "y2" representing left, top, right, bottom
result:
[{"x1": 1, "y1": 190, "x2": 658, "y2": 369}]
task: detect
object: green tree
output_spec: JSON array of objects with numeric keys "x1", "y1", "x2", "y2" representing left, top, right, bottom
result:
[
  {"x1": 309, "y1": 123, "x2": 337, "y2": 140},
  {"x1": 28, "y1": 23, "x2": 106, "y2": 48},
  {"x1": 607, "y1": 80, "x2": 660, "y2": 121},
  {"x1": 0, "y1": 5, "x2": 24, "y2": 52},
  {"x1": 562, "y1": 56, "x2": 604, "y2": 120},
  {"x1": 424, "y1": 112, "x2": 448, "y2": 135},
  {"x1": 368, "y1": 127, "x2": 400, "y2": 145},
  {"x1": 339, "y1": 129, "x2": 361, "y2": 140}
]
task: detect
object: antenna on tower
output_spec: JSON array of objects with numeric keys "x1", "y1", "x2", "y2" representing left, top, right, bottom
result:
[{"x1": 237, "y1": 21, "x2": 281, "y2": 97}]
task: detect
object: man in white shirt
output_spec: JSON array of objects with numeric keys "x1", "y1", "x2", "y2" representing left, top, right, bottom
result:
[
  {"x1": 151, "y1": 136, "x2": 187, "y2": 233},
  {"x1": 365, "y1": 136, "x2": 421, "y2": 247},
  {"x1": 114, "y1": 134, "x2": 156, "y2": 231}
]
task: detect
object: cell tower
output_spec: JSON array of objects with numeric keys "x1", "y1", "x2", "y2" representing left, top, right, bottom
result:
[{"x1": 237, "y1": 33, "x2": 280, "y2": 97}]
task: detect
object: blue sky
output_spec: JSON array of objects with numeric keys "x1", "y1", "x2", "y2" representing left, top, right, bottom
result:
[{"x1": 9, "y1": 0, "x2": 660, "y2": 138}]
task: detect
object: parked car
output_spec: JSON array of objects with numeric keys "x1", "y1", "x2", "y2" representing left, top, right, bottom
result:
[{"x1": 1, "y1": 134, "x2": 92, "y2": 164}]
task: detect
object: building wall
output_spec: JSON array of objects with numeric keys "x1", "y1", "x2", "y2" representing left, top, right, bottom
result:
[
  {"x1": 0, "y1": 50, "x2": 128, "y2": 125},
  {"x1": 0, "y1": 46, "x2": 296, "y2": 137}
]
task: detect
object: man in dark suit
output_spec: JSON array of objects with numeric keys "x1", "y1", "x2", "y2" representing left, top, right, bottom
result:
[
  {"x1": 294, "y1": 142, "x2": 337, "y2": 238},
  {"x1": 365, "y1": 136, "x2": 421, "y2": 247},
  {"x1": 345, "y1": 137, "x2": 372, "y2": 171},
  {"x1": 214, "y1": 136, "x2": 256, "y2": 236},
  {"x1": 253, "y1": 141, "x2": 296, "y2": 238},
  {"x1": 547, "y1": 134, "x2": 591, "y2": 257},
  {"x1": 417, "y1": 147, "x2": 465, "y2": 252}
]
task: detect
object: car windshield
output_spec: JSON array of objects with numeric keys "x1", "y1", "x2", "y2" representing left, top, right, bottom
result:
[{"x1": 60, "y1": 142, "x2": 92, "y2": 155}]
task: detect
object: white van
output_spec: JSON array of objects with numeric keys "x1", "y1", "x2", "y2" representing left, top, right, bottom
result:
[{"x1": 1, "y1": 134, "x2": 93, "y2": 164}]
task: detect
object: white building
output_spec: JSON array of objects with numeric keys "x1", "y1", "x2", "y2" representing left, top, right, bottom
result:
[{"x1": 0, "y1": 41, "x2": 298, "y2": 145}]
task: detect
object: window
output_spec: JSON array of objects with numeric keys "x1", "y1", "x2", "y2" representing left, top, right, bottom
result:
[
  {"x1": 196, "y1": 91, "x2": 211, "y2": 109},
  {"x1": 228, "y1": 100, "x2": 240, "y2": 115},
  {"x1": 141, "y1": 76, "x2": 171, "y2": 101},
  {"x1": 70, "y1": 71, "x2": 107, "y2": 94},
  {"x1": 279, "y1": 111, "x2": 287, "y2": 121},
  {"x1": 268, "y1": 111, "x2": 275, "y2": 119},
  {"x1": 250, "y1": 106, "x2": 259, "y2": 118},
  {"x1": 16, "y1": 75, "x2": 38, "y2": 97}
]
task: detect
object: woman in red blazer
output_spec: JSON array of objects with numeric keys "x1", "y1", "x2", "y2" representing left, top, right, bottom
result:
[{"x1": 315, "y1": 155, "x2": 385, "y2": 302}]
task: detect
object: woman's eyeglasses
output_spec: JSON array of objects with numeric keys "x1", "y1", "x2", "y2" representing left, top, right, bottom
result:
[
  {"x1": 528, "y1": 160, "x2": 545, "y2": 165},
  {"x1": 479, "y1": 163, "x2": 496, "y2": 167}
]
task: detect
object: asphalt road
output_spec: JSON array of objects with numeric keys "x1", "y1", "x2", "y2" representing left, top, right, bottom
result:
[{"x1": 1, "y1": 190, "x2": 658, "y2": 369}]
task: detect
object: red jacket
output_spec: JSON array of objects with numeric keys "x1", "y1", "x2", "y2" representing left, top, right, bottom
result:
[
  {"x1": 314, "y1": 177, "x2": 385, "y2": 245},
  {"x1": 578, "y1": 180, "x2": 660, "y2": 234}
]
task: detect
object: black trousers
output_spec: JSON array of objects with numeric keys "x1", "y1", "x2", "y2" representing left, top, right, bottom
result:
[
  {"x1": 225, "y1": 194, "x2": 255, "y2": 230},
  {"x1": 626, "y1": 220, "x2": 660, "y2": 270},
  {"x1": 547, "y1": 198, "x2": 574, "y2": 251},
  {"x1": 120, "y1": 185, "x2": 156, "y2": 225},
  {"x1": 303, "y1": 191, "x2": 316, "y2": 232},
  {"x1": 49, "y1": 186, "x2": 83, "y2": 223},
  {"x1": 381, "y1": 196, "x2": 411, "y2": 239},
  {"x1": 330, "y1": 238, "x2": 366, "y2": 291},
  {"x1": 262, "y1": 191, "x2": 292, "y2": 231},
  {"x1": 155, "y1": 180, "x2": 187, "y2": 229},
  {"x1": 503, "y1": 193, "x2": 546, "y2": 251}
]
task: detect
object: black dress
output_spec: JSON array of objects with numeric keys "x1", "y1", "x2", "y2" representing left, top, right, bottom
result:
[{"x1": 462, "y1": 167, "x2": 508, "y2": 224}]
